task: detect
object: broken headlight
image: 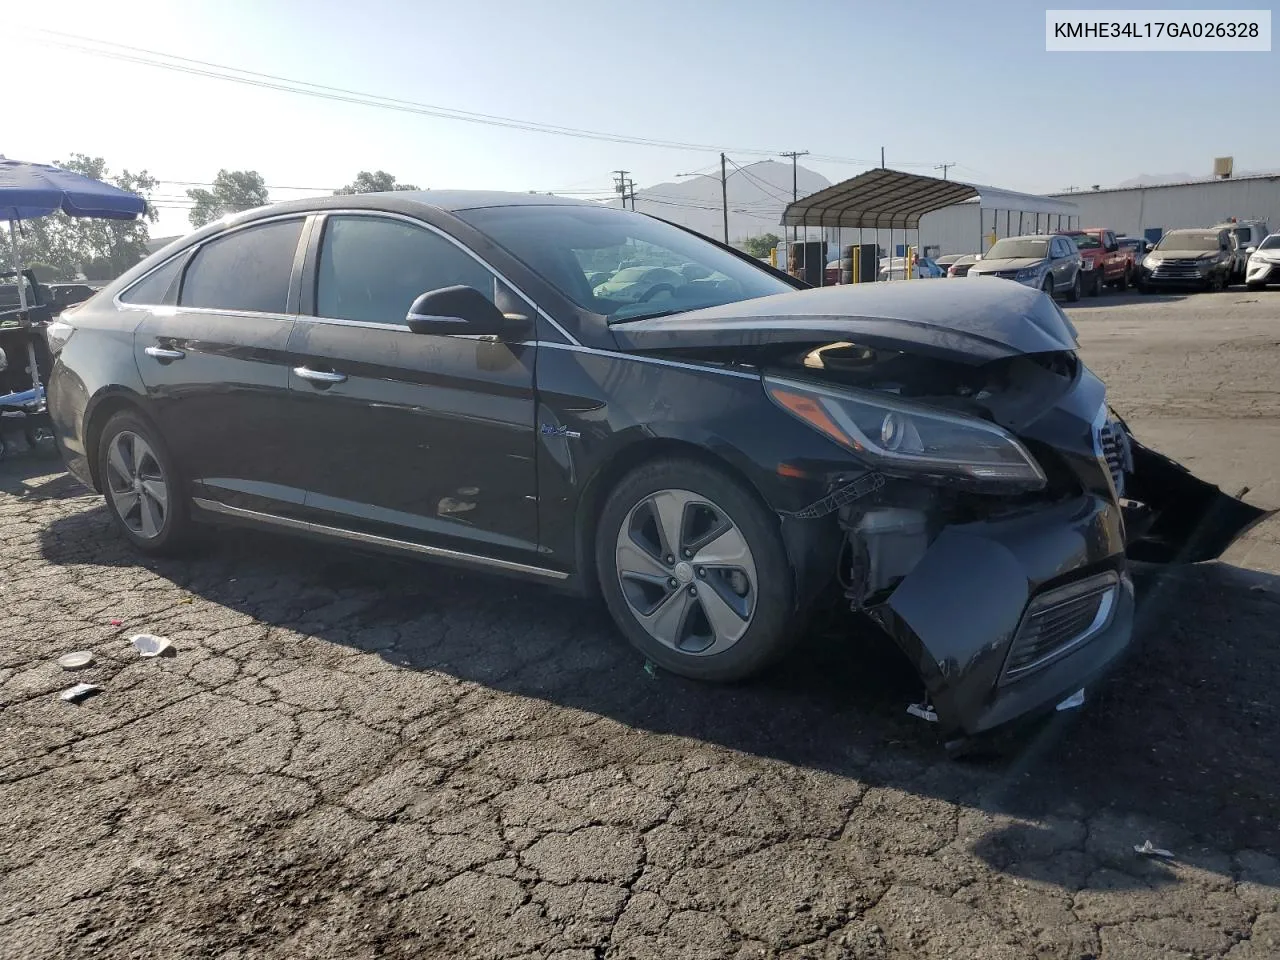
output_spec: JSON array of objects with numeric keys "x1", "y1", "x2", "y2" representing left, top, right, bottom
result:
[{"x1": 764, "y1": 375, "x2": 1046, "y2": 490}]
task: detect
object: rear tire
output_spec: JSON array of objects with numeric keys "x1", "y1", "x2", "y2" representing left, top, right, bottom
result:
[
  {"x1": 595, "y1": 457, "x2": 795, "y2": 682},
  {"x1": 97, "y1": 411, "x2": 193, "y2": 556}
]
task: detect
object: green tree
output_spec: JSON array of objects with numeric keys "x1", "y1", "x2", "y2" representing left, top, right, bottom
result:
[
  {"x1": 14, "y1": 154, "x2": 158, "y2": 282},
  {"x1": 741, "y1": 233, "x2": 781, "y2": 258},
  {"x1": 334, "y1": 170, "x2": 420, "y2": 195},
  {"x1": 185, "y1": 170, "x2": 270, "y2": 228}
]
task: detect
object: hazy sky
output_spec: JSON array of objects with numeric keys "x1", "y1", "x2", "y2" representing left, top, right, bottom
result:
[{"x1": 8, "y1": 0, "x2": 1277, "y2": 236}]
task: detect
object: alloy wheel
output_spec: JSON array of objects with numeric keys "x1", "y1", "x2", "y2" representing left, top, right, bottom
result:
[
  {"x1": 614, "y1": 488, "x2": 757, "y2": 656},
  {"x1": 105, "y1": 430, "x2": 169, "y2": 539}
]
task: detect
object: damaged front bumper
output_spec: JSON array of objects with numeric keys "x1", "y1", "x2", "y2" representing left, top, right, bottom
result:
[
  {"x1": 869, "y1": 494, "x2": 1135, "y2": 739},
  {"x1": 836, "y1": 426, "x2": 1268, "y2": 741}
]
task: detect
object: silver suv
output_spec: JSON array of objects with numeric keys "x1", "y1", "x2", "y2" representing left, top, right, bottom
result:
[{"x1": 967, "y1": 234, "x2": 1083, "y2": 301}]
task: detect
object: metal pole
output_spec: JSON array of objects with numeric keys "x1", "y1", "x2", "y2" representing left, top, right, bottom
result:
[
  {"x1": 720, "y1": 153, "x2": 729, "y2": 244},
  {"x1": 1018, "y1": 211, "x2": 1024, "y2": 235},
  {"x1": 8, "y1": 219, "x2": 42, "y2": 403}
]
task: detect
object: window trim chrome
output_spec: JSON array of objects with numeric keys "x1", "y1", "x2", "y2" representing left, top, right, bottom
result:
[{"x1": 114, "y1": 211, "x2": 310, "y2": 313}]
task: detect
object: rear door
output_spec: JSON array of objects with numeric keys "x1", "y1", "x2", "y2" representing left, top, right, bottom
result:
[
  {"x1": 1049, "y1": 237, "x2": 1072, "y2": 290},
  {"x1": 132, "y1": 216, "x2": 307, "y2": 514},
  {"x1": 285, "y1": 211, "x2": 540, "y2": 564}
]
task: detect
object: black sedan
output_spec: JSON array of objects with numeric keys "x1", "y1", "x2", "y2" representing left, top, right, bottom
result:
[{"x1": 44, "y1": 192, "x2": 1267, "y2": 746}]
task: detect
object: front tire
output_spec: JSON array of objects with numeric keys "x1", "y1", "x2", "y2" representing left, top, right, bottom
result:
[
  {"x1": 595, "y1": 457, "x2": 795, "y2": 682},
  {"x1": 97, "y1": 411, "x2": 193, "y2": 555},
  {"x1": 1116, "y1": 267, "x2": 1129, "y2": 292},
  {"x1": 1091, "y1": 271, "x2": 1104, "y2": 297},
  {"x1": 1066, "y1": 272, "x2": 1081, "y2": 302}
]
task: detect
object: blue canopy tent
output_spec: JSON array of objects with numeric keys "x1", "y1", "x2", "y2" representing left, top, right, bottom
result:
[{"x1": 1, "y1": 158, "x2": 146, "y2": 448}]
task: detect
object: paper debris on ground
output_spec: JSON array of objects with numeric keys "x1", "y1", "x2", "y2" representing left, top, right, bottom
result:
[
  {"x1": 131, "y1": 634, "x2": 173, "y2": 658},
  {"x1": 57, "y1": 651, "x2": 95, "y2": 670},
  {"x1": 59, "y1": 683, "x2": 103, "y2": 703},
  {"x1": 1134, "y1": 840, "x2": 1175, "y2": 859}
]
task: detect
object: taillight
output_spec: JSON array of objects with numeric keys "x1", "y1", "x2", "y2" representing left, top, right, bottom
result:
[{"x1": 44, "y1": 320, "x2": 76, "y2": 354}]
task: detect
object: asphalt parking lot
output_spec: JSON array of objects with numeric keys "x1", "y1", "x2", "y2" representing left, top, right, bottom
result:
[{"x1": 2, "y1": 288, "x2": 1279, "y2": 959}]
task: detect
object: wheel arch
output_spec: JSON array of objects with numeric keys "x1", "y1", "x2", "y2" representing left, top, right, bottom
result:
[
  {"x1": 571, "y1": 436, "x2": 779, "y2": 600},
  {"x1": 83, "y1": 390, "x2": 157, "y2": 492}
]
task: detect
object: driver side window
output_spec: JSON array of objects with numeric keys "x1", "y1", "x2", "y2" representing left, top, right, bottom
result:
[{"x1": 315, "y1": 215, "x2": 496, "y2": 324}]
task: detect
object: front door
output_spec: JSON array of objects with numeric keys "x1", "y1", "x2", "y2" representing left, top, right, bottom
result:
[
  {"x1": 132, "y1": 216, "x2": 307, "y2": 514},
  {"x1": 286, "y1": 212, "x2": 540, "y2": 564}
]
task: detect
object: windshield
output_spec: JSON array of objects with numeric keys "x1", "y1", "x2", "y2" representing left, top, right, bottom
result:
[
  {"x1": 1066, "y1": 233, "x2": 1100, "y2": 249},
  {"x1": 456, "y1": 204, "x2": 794, "y2": 322},
  {"x1": 986, "y1": 238, "x2": 1048, "y2": 260},
  {"x1": 1156, "y1": 230, "x2": 1221, "y2": 252},
  {"x1": 1260, "y1": 235, "x2": 1280, "y2": 250}
]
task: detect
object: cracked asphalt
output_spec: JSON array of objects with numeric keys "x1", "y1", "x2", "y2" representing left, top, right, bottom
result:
[{"x1": 2, "y1": 290, "x2": 1279, "y2": 959}]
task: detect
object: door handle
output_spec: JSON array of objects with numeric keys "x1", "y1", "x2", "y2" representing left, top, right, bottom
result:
[
  {"x1": 293, "y1": 366, "x2": 347, "y2": 385},
  {"x1": 144, "y1": 345, "x2": 185, "y2": 361}
]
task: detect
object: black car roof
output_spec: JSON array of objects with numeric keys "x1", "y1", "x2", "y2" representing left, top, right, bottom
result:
[{"x1": 233, "y1": 189, "x2": 597, "y2": 222}]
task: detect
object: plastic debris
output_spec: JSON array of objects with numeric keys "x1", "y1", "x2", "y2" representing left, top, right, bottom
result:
[
  {"x1": 131, "y1": 634, "x2": 173, "y2": 658},
  {"x1": 906, "y1": 701, "x2": 938, "y2": 723},
  {"x1": 1133, "y1": 840, "x2": 1175, "y2": 859},
  {"x1": 109, "y1": 619, "x2": 123, "y2": 627},
  {"x1": 1056, "y1": 688, "x2": 1086, "y2": 711},
  {"x1": 59, "y1": 682, "x2": 103, "y2": 703},
  {"x1": 57, "y1": 651, "x2": 95, "y2": 670},
  {"x1": 643, "y1": 659, "x2": 658, "y2": 679}
]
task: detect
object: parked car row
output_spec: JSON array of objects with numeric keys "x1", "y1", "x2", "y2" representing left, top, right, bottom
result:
[{"x1": 930, "y1": 217, "x2": 1273, "y2": 299}]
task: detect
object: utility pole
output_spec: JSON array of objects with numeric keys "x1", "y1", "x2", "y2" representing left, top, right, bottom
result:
[
  {"x1": 934, "y1": 162, "x2": 955, "y2": 180},
  {"x1": 880, "y1": 146, "x2": 885, "y2": 169},
  {"x1": 626, "y1": 178, "x2": 637, "y2": 211},
  {"x1": 779, "y1": 150, "x2": 809, "y2": 268},
  {"x1": 720, "y1": 153, "x2": 729, "y2": 243},
  {"x1": 612, "y1": 169, "x2": 629, "y2": 209}
]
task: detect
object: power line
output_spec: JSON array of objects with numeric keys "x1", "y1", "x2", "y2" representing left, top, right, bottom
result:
[
  {"x1": 24, "y1": 29, "x2": 792, "y2": 157},
  {"x1": 726, "y1": 158, "x2": 792, "y2": 204},
  {"x1": 23, "y1": 28, "x2": 953, "y2": 171}
]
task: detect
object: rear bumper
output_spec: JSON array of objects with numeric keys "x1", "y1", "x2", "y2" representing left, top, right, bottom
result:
[{"x1": 871, "y1": 494, "x2": 1131, "y2": 738}]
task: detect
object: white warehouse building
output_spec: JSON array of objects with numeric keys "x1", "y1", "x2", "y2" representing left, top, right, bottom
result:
[{"x1": 917, "y1": 173, "x2": 1280, "y2": 255}]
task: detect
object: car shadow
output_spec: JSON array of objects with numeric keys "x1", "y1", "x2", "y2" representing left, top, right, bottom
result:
[
  {"x1": 0, "y1": 443, "x2": 88, "y2": 500},
  {"x1": 34, "y1": 502, "x2": 1280, "y2": 891}
]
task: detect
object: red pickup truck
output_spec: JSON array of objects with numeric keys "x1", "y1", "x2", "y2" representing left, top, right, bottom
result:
[{"x1": 1058, "y1": 228, "x2": 1135, "y2": 296}]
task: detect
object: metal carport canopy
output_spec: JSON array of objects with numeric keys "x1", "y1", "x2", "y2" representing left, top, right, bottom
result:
[{"x1": 780, "y1": 168, "x2": 1076, "y2": 229}]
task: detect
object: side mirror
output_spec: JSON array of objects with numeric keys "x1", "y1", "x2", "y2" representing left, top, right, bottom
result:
[
  {"x1": 405, "y1": 285, "x2": 529, "y2": 337},
  {"x1": 1246, "y1": 245, "x2": 1257, "y2": 254}
]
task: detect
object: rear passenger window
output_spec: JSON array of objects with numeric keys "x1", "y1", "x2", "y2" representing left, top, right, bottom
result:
[
  {"x1": 179, "y1": 219, "x2": 303, "y2": 314},
  {"x1": 120, "y1": 256, "x2": 184, "y2": 305},
  {"x1": 315, "y1": 215, "x2": 496, "y2": 324}
]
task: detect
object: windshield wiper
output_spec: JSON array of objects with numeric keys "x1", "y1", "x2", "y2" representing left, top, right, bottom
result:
[{"x1": 608, "y1": 308, "x2": 688, "y2": 324}]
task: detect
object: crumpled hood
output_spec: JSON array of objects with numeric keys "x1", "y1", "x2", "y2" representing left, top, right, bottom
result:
[{"x1": 609, "y1": 277, "x2": 1079, "y2": 365}]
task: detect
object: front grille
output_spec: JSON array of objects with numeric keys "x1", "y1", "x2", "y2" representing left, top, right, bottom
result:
[
  {"x1": 1151, "y1": 259, "x2": 1204, "y2": 280},
  {"x1": 1002, "y1": 574, "x2": 1119, "y2": 683}
]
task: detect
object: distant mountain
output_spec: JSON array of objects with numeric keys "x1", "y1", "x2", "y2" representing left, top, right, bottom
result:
[
  {"x1": 629, "y1": 160, "x2": 830, "y2": 243},
  {"x1": 1117, "y1": 168, "x2": 1280, "y2": 188}
]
